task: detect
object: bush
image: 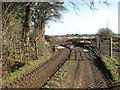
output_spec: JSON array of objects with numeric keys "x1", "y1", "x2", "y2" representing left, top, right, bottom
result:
[{"x1": 96, "y1": 28, "x2": 114, "y2": 38}]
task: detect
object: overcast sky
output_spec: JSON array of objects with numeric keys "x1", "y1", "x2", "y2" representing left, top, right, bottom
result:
[{"x1": 45, "y1": 0, "x2": 119, "y2": 35}]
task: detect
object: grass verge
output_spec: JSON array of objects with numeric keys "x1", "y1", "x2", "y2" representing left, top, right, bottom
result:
[
  {"x1": 43, "y1": 59, "x2": 74, "y2": 88},
  {"x1": 112, "y1": 42, "x2": 120, "y2": 47},
  {"x1": 2, "y1": 52, "x2": 51, "y2": 84},
  {"x1": 102, "y1": 55, "x2": 120, "y2": 83}
]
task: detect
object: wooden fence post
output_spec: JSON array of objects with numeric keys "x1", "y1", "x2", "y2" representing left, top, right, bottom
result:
[
  {"x1": 96, "y1": 37, "x2": 98, "y2": 48},
  {"x1": 110, "y1": 37, "x2": 112, "y2": 57},
  {"x1": 34, "y1": 40, "x2": 38, "y2": 59},
  {"x1": 99, "y1": 39, "x2": 101, "y2": 49}
]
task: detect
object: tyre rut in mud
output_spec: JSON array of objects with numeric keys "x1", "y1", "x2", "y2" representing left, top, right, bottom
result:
[
  {"x1": 2, "y1": 49, "x2": 70, "y2": 88},
  {"x1": 44, "y1": 46, "x2": 115, "y2": 89}
]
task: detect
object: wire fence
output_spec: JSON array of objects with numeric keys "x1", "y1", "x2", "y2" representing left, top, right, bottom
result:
[
  {"x1": 2, "y1": 38, "x2": 48, "y2": 76},
  {"x1": 95, "y1": 37, "x2": 120, "y2": 62},
  {"x1": 2, "y1": 40, "x2": 44, "y2": 62}
]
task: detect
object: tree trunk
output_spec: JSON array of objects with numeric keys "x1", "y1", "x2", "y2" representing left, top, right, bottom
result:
[
  {"x1": 22, "y1": 2, "x2": 33, "y2": 60},
  {"x1": 22, "y1": 2, "x2": 32, "y2": 43}
]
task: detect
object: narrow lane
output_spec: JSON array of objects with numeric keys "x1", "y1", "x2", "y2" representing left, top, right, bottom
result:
[{"x1": 64, "y1": 46, "x2": 108, "y2": 88}]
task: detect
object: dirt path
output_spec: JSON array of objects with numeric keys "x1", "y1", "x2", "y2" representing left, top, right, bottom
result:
[
  {"x1": 61, "y1": 47, "x2": 109, "y2": 89},
  {"x1": 3, "y1": 45, "x2": 113, "y2": 89},
  {"x1": 2, "y1": 49, "x2": 70, "y2": 88}
]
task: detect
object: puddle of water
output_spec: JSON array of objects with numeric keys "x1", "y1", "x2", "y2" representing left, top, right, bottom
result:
[
  {"x1": 92, "y1": 53, "x2": 95, "y2": 56},
  {"x1": 90, "y1": 50, "x2": 95, "y2": 56},
  {"x1": 85, "y1": 41, "x2": 91, "y2": 43},
  {"x1": 80, "y1": 41, "x2": 84, "y2": 43},
  {"x1": 83, "y1": 49, "x2": 88, "y2": 52},
  {"x1": 56, "y1": 46, "x2": 65, "y2": 49},
  {"x1": 70, "y1": 46, "x2": 74, "y2": 49},
  {"x1": 55, "y1": 45, "x2": 59, "y2": 47}
]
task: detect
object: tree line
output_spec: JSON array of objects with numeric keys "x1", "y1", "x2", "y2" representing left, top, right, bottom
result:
[
  {"x1": 2, "y1": 2, "x2": 68, "y2": 76},
  {"x1": 2, "y1": 1, "x2": 109, "y2": 76},
  {"x1": 2, "y1": 1, "x2": 109, "y2": 45}
]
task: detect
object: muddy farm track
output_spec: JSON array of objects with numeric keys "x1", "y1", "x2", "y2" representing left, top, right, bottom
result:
[
  {"x1": 61, "y1": 46, "x2": 112, "y2": 89},
  {"x1": 2, "y1": 45, "x2": 117, "y2": 89},
  {"x1": 2, "y1": 49, "x2": 70, "y2": 88}
]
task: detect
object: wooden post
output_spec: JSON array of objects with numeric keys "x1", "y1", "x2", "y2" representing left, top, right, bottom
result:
[
  {"x1": 99, "y1": 39, "x2": 100, "y2": 49},
  {"x1": 110, "y1": 37, "x2": 112, "y2": 57},
  {"x1": 96, "y1": 37, "x2": 98, "y2": 48},
  {"x1": 34, "y1": 40, "x2": 38, "y2": 59}
]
